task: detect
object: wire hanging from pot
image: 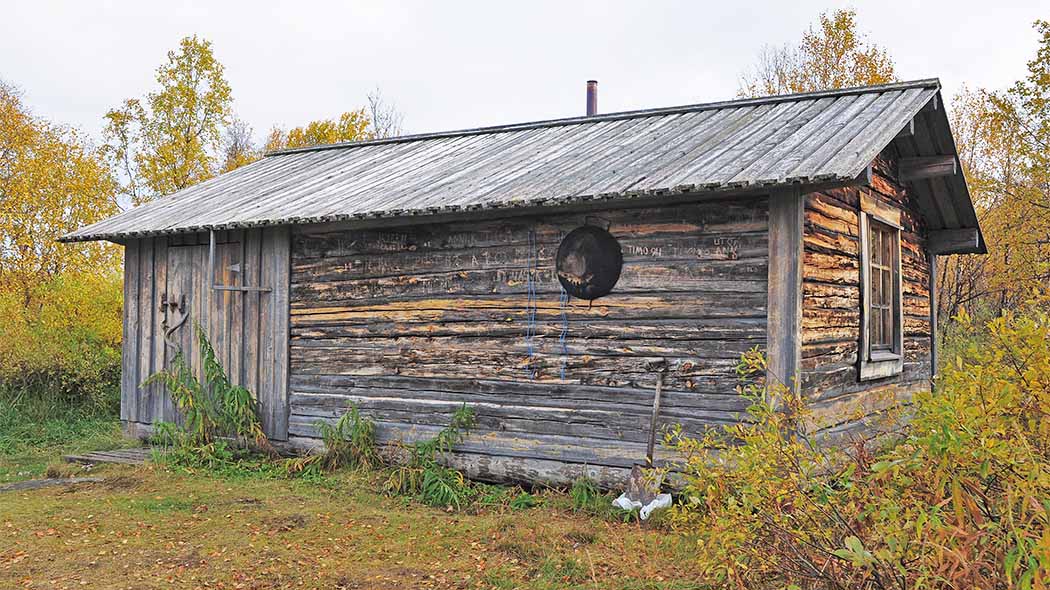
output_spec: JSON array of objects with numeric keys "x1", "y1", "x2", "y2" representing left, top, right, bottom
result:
[
  {"x1": 559, "y1": 285, "x2": 569, "y2": 380},
  {"x1": 524, "y1": 229, "x2": 539, "y2": 380}
]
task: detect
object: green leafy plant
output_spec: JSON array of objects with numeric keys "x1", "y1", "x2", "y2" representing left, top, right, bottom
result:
[
  {"x1": 148, "y1": 420, "x2": 182, "y2": 448},
  {"x1": 509, "y1": 491, "x2": 540, "y2": 511},
  {"x1": 420, "y1": 464, "x2": 473, "y2": 510},
  {"x1": 384, "y1": 404, "x2": 479, "y2": 509},
  {"x1": 474, "y1": 484, "x2": 515, "y2": 508},
  {"x1": 284, "y1": 405, "x2": 380, "y2": 476},
  {"x1": 569, "y1": 477, "x2": 604, "y2": 513},
  {"x1": 565, "y1": 477, "x2": 635, "y2": 521},
  {"x1": 145, "y1": 323, "x2": 274, "y2": 457}
]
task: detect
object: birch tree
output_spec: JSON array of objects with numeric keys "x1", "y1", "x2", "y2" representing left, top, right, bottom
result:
[
  {"x1": 739, "y1": 9, "x2": 897, "y2": 97},
  {"x1": 104, "y1": 36, "x2": 233, "y2": 203}
]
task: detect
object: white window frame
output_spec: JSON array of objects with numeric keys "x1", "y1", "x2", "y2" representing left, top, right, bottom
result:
[{"x1": 859, "y1": 208, "x2": 904, "y2": 381}]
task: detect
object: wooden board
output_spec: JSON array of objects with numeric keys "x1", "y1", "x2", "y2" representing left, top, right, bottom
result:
[
  {"x1": 766, "y1": 186, "x2": 803, "y2": 394},
  {"x1": 63, "y1": 448, "x2": 155, "y2": 466},
  {"x1": 120, "y1": 241, "x2": 140, "y2": 422}
]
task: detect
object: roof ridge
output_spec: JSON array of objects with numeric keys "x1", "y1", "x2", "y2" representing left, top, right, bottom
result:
[{"x1": 266, "y1": 78, "x2": 941, "y2": 157}]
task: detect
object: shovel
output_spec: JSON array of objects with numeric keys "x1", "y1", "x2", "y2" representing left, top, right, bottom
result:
[{"x1": 615, "y1": 359, "x2": 671, "y2": 518}]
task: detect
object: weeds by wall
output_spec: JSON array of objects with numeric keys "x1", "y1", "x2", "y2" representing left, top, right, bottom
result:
[{"x1": 147, "y1": 323, "x2": 276, "y2": 465}]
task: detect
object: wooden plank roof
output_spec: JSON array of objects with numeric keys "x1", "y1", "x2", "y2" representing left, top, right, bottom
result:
[{"x1": 63, "y1": 79, "x2": 981, "y2": 245}]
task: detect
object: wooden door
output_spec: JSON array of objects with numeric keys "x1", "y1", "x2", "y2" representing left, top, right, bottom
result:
[
  {"x1": 122, "y1": 230, "x2": 289, "y2": 439},
  {"x1": 158, "y1": 243, "x2": 206, "y2": 424},
  {"x1": 155, "y1": 233, "x2": 289, "y2": 440}
]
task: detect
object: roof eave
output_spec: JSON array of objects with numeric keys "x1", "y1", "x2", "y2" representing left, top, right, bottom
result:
[{"x1": 59, "y1": 173, "x2": 866, "y2": 244}]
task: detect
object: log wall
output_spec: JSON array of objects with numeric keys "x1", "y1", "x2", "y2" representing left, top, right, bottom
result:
[
  {"x1": 287, "y1": 197, "x2": 769, "y2": 484},
  {"x1": 801, "y1": 149, "x2": 933, "y2": 439}
]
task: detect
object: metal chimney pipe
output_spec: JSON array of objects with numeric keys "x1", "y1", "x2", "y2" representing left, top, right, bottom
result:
[{"x1": 586, "y1": 80, "x2": 598, "y2": 116}]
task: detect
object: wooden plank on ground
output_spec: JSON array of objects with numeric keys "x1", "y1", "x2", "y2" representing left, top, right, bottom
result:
[{"x1": 62, "y1": 448, "x2": 155, "y2": 466}]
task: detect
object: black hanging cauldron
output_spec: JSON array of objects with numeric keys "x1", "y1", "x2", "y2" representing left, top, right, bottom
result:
[{"x1": 555, "y1": 225, "x2": 623, "y2": 300}]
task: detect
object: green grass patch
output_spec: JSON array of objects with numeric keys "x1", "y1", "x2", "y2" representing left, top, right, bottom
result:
[
  {"x1": 119, "y1": 496, "x2": 196, "y2": 514},
  {"x1": 0, "y1": 390, "x2": 127, "y2": 483},
  {"x1": 0, "y1": 386, "x2": 699, "y2": 588}
]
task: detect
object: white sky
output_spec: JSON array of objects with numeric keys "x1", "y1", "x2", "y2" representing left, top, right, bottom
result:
[{"x1": 1, "y1": 0, "x2": 1045, "y2": 146}]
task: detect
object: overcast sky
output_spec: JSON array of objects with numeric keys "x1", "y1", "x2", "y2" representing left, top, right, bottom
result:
[{"x1": 1, "y1": 0, "x2": 1045, "y2": 146}]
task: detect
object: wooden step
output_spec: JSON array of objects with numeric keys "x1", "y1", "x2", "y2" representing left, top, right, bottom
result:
[{"x1": 63, "y1": 447, "x2": 157, "y2": 466}]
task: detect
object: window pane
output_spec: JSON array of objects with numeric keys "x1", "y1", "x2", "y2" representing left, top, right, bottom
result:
[
  {"x1": 867, "y1": 219, "x2": 900, "y2": 355},
  {"x1": 883, "y1": 305, "x2": 893, "y2": 346},
  {"x1": 872, "y1": 305, "x2": 882, "y2": 346},
  {"x1": 870, "y1": 226, "x2": 881, "y2": 265},
  {"x1": 882, "y1": 227, "x2": 894, "y2": 270},
  {"x1": 887, "y1": 309, "x2": 894, "y2": 346},
  {"x1": 882, "y1": 265, "x2": 892, "y2": 307}
]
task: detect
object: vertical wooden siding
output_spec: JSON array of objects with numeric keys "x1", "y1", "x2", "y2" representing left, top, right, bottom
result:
[
  {"x1": 801, "y1": 149, "x2": 933, "y2": 438},
  {"x1": 120, "y1": 227, "x2": 291, "y2": 439},
  {"x1": 287, "y1": 198, "x2": 769, "y2": 483}
]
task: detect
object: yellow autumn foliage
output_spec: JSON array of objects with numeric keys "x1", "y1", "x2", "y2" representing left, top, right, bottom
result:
[
  {"x1": 0, "y1": 272, "x2": 123, "y2": 406},
  {"x1": 739, "y1": 9, "x2": 897, "y2": 98},
  {"x1": 940, "y1": 21, "x2": 1050, "y2": 320},
  {"x1": 264, "y1": 109, "x2": 374, "y2": 152},
  {"x1": 104, "y1": 36, "x2": 233, "y2": 203},
  {"x1": 1, "y1": 82, "x2": 119, "y2": 304},
  {"x1": 0, "y1": 80, "x2": 123, "y2": 406},
  {"x1": 667, "y1": 298, "x2": 1050, "y2": 589}
]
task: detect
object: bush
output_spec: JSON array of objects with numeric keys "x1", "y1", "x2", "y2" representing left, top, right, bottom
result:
[
  {"x1": 0, "y1": 270, "x2": 123, "y2": 409},
  {"x1": 667, "y1": 301, "x2": 1050, "y2": 589},
  {"x1": 282, "y1": 405, "x2": 381, "y2": 477},
  {"x1": 315, "y1": 405, "x2": 381, "y2": 470}
]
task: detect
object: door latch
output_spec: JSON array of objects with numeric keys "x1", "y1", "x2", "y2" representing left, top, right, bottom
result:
[{"x1": 159, "y1": 292, "x2": 186, "y2": 314}]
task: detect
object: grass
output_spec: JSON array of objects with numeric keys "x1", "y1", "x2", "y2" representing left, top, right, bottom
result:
[
  {"x1": 0, "y1": 463, "x2": 705, "y2": 589},
  {"x1": 0, "y1": 395, "x2": 704, "y2": 589},
  {"x1": 0, "y1": 392, "x2": 130, "y2": 484}
]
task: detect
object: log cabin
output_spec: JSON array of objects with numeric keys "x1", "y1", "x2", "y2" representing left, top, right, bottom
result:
[{"x1": 63, "y1": 79, "x2": 985, "y2": 487}]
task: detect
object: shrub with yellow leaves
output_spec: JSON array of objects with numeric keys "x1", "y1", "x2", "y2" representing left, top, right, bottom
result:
[
  {"x1": 667, "y1": 298, "x2": 1050, "y2": 589},
  {"x1": 0, "y1": 271, "x2": 123, "y2": 408}
]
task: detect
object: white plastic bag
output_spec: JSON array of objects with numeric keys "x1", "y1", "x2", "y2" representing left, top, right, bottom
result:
[{"x1": 612, "y1": 492, "x2": 672, "y2": 520}]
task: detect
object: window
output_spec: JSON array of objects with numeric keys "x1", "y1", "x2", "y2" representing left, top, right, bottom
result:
[
  {"x1": 869, "y1": 221, "x2": 895, "y2": 352},
  {"x1": 859, "y1": 208, "x2": 903, "y2": 380}
]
